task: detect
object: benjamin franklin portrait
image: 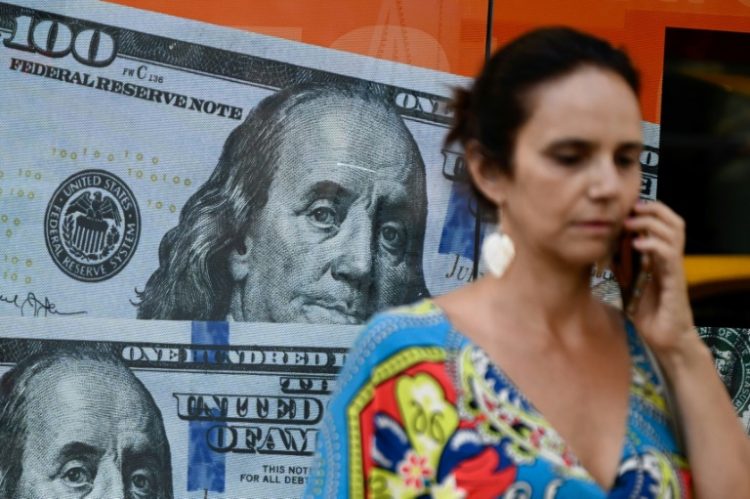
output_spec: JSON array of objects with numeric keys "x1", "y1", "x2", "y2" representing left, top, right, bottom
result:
[
  {"x1": 0, "y1": 346, "x2": 173, "y2": 499},
  {"x1": 137, "y1": 81, "x2": 429, "y2": 324}
]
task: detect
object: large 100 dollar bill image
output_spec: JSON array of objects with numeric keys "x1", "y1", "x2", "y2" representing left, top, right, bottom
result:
[
  {"x1": 0, "y1": 316, "x2": 360, "y2": 498},
  {"x1": 0, "y1": 0, "x2": 477, "y2": 325}
]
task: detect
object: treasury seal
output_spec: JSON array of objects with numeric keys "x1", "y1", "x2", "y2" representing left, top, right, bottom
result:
[
  {"x1": 45, "y1": 169, "x2": 140, "y2": 282},
  {"x1": 698, "y1": 326, "x2": 750, "y2": 428}
]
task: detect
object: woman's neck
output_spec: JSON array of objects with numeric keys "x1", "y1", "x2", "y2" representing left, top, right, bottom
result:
[{"x1": 476, "y1": 248, "x2": 608, "y2": 347}]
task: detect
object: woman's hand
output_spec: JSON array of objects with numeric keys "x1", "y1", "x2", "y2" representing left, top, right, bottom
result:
[
  {"x1": 625, "y1": 201, "x2": 750, "y2": 498},
  {"x1": 622, "y1": 201, "x2": 695, "y2": 358}
]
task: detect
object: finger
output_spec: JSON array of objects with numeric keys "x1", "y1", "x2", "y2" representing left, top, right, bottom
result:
[
  {"x1": 632, "y1": 201, "x2": 685, "y2": 231},
  {"x1": 632, "y1": 201, "x2": 684, "y2": 231},
  {"x1": 623, "y1": 216, "x2": 684, "y2": 248},
  {"x1": 632, "y1": 235, "x2": 684, "y2": 273}
]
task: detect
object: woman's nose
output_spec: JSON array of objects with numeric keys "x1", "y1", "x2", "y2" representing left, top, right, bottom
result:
[{"x1": 588, "y1": 157, "x2": 621, "y2": 199}]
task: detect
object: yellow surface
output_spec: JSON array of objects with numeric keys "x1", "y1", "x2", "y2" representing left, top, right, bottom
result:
[{"x1": 684, "y1": 256, "x2": 750, "y2": 286}]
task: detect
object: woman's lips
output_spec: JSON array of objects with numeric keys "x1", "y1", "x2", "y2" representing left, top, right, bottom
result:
[
  {"x1": 573, "y1": 220, "x2": 616, "y2": 234},
  {"x1": 578, "y1": 220, "x2": 614, "y2": 226}
]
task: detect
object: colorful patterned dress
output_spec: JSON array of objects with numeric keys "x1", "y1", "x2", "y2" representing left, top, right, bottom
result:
[{"x1": 304, "y1": 300, "x2": 693, "y2": 498}]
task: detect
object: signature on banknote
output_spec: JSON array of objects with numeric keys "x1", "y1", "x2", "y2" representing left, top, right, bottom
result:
[{"x1": 0, "y1": 292, "x2": 87, "y2": 317}]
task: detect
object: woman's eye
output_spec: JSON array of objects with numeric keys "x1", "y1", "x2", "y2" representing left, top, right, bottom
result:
[
  {"x1": 554, "y1": 155, "x2": 583, "y2": 166},
  {"x1": 60, "y1": 463, "x2": 94, "y2": 488},
  {"x1": 306, "y1": 200, "x2": 339, "y2": 229},
  {"x1": 129, "y1": 469, "x2": 157, "y2": 498},
  {"x1": 380, "y1": 223, "x2": 406, "y2": 253},
  {"x1": 615, "y1": 155, "x2": 639, "y2": 168}
]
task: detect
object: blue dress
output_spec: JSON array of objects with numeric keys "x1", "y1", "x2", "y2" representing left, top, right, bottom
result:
[{"x1": 304, "y1": 300, "x2": 692, "y2": 498}]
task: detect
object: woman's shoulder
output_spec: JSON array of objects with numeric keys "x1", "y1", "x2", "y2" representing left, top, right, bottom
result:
[
  {"x1": 331, "y1": 299, "x2": 458, "y2": 409},
  {"x1": 355, "y1": 299, "x2": 454, "y2": 354}
]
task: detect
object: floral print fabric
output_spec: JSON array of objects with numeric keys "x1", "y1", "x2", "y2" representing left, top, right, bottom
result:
[{"x1": 305, "y1": 300, "x2": 692, "y2": 498}]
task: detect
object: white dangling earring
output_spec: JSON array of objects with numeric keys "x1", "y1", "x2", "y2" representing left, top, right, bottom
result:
[{"x1": 481, "y1": 221, "x2": 515, "y2": 279}]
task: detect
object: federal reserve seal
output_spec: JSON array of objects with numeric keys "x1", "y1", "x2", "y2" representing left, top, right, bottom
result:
[
  {"x1": 698, "y1": 327, "x2": 750, "y2": 430},
  {"x1": 45, "y1": 169, "x2": 140, "y2": 282}
]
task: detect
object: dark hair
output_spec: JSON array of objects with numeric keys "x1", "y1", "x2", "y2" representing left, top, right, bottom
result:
[
  {"x1": 0, "y1": 344, "x2": 173, "y2": 498},
  {"x1": 136, "y1": 81, "x2": 428, "y2": 320},
  {"x1": 446, "y1": 27, "x2": 640, "y2": 219}
]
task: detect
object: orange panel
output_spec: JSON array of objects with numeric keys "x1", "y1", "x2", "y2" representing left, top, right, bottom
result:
[
  {"x1": 622, "y1": 10, "x2": 750, "y2": 122},
  {"x1": 491, "y1": 0, "x2": 750, "y2": 123},
  {"x1": 105, "y1": 0, "x2": 489, "y2": 76}
]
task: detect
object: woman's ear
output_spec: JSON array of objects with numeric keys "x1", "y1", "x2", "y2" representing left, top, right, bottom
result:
[
  {"x1": 464, "y1": 139, "x2": 508, "y2": 206},
  {"x1": 228, "y1": 235, "x2": 253, "y2": 282}
]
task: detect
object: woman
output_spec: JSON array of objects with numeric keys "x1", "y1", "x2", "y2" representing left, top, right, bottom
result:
[{"x1": 305, "y1": 28, "x2": 750, "y2": 498}]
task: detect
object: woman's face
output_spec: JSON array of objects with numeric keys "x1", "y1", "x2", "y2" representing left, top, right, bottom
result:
[{"x1": 500, "y1": 66, "x2": 643, "y2": 267}]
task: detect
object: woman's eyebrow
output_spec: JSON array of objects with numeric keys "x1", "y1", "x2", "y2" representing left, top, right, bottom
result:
[
  {"x1": 543, "y1": 139, "x2": 644, "y2": 150},
  {"x1": 617, "y1": 141, "x2": 645, "y2": 151},
  {"x1": 545, "y1": 138, "x2": 592, "y2": 149}
]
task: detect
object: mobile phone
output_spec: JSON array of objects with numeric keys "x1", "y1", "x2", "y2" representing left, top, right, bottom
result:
[{"x1": 611, "y1": 228, "x2": 648, "y2": 315}]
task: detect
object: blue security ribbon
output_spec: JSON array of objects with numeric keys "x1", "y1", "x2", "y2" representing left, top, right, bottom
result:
[
  {"x1": 187, "y1": 321, "x2": 229, "y2": 493},
  {"x1": 438, "y1": 182, "x2": 487, "y2": 261}
]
